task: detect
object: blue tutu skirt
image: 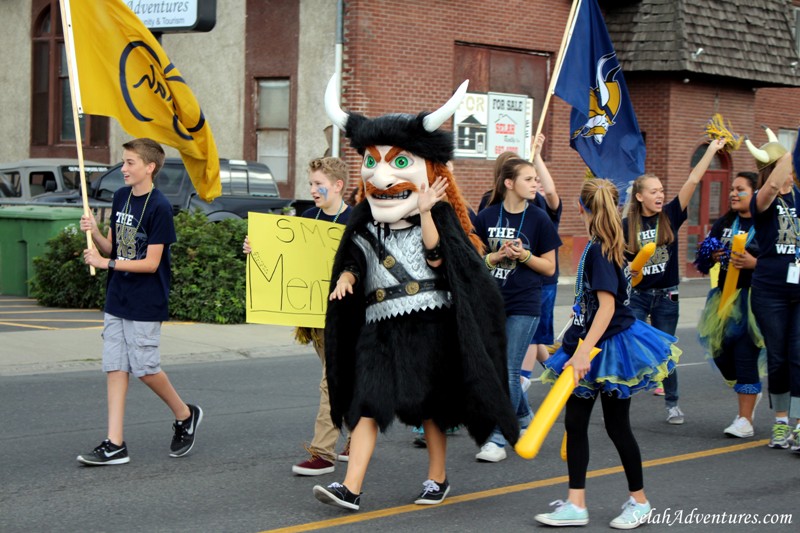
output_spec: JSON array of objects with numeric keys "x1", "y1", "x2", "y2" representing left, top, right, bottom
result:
[{"x1": 541, "y1": 320, "x2": 681, "y2": 399}]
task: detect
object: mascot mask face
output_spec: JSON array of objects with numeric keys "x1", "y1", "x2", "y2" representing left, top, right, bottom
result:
[
  {"x1": 361, "y1": 146, "x2": 426, "y2": 223},
  {"x1": 324, "y1": 76, "x2": 469, "y2": 225}
]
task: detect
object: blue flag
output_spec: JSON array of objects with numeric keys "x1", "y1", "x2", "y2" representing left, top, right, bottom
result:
[
  {"x1": 554, "y1": 0, "x2": 645, "y2": 201},
  {"x1": 794, "y1": 127, "x2": 800, "y2": 179}
]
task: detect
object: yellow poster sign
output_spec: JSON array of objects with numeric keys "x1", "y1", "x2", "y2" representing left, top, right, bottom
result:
[{"x1": 246, "y1": 213, "x2": 344, "y2": 328}]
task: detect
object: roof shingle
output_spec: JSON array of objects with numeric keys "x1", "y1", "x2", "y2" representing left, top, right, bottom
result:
[{"x1": 603, "y1": 0, "x2": 800, "y2": 87}]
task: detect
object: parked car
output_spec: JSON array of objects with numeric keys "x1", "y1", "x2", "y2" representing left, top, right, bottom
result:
[
  {"x1": 0, "y1": 159, "x2": 110, "y2": 202},
  {"x1": 90, "y1": 158, "x2": 297, "y2": 220}
]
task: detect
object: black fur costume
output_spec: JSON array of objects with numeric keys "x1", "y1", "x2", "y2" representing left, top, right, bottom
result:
[{"x1": 324, "y1": 200, "x2": 519, "y2": 446}]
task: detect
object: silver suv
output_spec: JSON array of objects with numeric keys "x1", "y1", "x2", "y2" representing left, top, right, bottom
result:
[{"x1": 0, "y1": 159, "x2": 110, "y2": 202}]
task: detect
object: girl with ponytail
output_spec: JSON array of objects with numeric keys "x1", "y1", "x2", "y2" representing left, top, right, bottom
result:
[{"x1": 535, "y1": 179, "x2": 680, "y2": 529}]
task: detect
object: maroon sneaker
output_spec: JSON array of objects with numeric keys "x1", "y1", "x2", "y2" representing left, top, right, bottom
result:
[{"x1": 292, "y1": 455, "x2": 335, "y2": 476}]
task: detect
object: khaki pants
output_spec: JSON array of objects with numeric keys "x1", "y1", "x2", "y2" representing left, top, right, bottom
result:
[{"x1": 308, "y1": 329, "x2": 347, "y2": 462}]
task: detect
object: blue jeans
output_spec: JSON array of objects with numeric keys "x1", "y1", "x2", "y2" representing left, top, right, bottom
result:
[
  {"x1": 490, "y1": 314, "x2": 539, "y2": 446},
  {"x1": 751, "y1": 289, "x2": 800, "y2": 417},
  {"x1": 629, "y1": 287, "x2": 680, "y2": 408}
]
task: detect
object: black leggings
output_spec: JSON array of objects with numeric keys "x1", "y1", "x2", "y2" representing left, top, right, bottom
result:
[{"x1": 564, "y1": 393, "x2": 643, "y2": 491}]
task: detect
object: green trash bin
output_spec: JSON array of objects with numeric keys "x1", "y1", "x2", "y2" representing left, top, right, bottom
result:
[{"x1": 0, "y1": 206, "x2": 84, "y2": 296}]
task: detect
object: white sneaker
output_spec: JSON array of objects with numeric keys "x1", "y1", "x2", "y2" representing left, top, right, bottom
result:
[
  {"x1": 475, "y1": 442, "x2": 507, "y2": 462},
  {"x1": 521, "y1": 376, "x2": 532, "y2": 393},
  {"x1": 723, "y1": 416, "x2": 754, "y2": 438},
  {"x1": 666, "y1": 406, "x2": 684, "y2": 425}
]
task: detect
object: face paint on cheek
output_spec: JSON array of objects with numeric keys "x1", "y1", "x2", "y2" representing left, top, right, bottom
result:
[
  {"x1": 737, "y1": 192, "x2": 749, "y2": 197},
  {"x1": 318, "y1": 187, "x2": 329, "y2": 200}
]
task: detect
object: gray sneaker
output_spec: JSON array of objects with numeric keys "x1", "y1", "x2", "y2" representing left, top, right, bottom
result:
[
  {"x1": 769, "y1": 423, "x2": 791, "y2": 449},
  {"x1": 790, "y1": 426, "x2": 800, "y2": 453},
  {"x1": 666, "y1": 406, "x2": 684, "y2": 425}
]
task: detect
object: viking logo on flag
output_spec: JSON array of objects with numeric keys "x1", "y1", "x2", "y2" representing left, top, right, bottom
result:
[
  {"x1": 572, "y1": 52, "x2": 622, "y2": 145},
  {"x1": 554, "y1": 0, "x2": 645, "y2": 201}
]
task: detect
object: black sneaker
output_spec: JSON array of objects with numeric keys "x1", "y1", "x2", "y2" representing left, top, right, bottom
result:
[
  {"x1": 414, "y1": 478, "x2": 450, "y2": 505},
  {"x1": 170, "y1": 404, "x2": 203, "y2": 458},
  {"x1": 77, "y1": 439, "x2": 130, "y2": 466},
  {"x1": 313, "y1": 482, "x2": 361, "y2": 511}
]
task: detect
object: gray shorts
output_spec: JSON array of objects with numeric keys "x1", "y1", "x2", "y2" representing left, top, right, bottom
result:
[{"x1": 102, "y1": 313, "x2": 162, "y2": 377}]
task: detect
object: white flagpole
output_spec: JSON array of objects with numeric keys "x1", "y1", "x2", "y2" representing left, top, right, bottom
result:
[
  {"x1": 58, "y1": 0, "x2": 95, "y2": 275},
  {"x1": 529, "y1": 0, "x2": 582, "y2": 162}
]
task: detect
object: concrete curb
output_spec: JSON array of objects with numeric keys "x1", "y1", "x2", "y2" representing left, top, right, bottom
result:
[{"x1": 0, "y1": 297, "x2": 709, "y2": 376}]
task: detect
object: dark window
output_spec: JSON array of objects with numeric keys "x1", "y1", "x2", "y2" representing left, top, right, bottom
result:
[
  {"x1": 454, "y1": 43, "x2": 548, "y2": 104},
  {"x1": 31, "y1": 1, "x2": 108, "y2": 152},
  {"x1": 0, "y1": 172, "x2": 22, "y2": 197}
]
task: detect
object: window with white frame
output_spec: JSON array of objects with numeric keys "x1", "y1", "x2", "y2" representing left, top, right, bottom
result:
[
  {"x1": 778, "y1": 128, "x2": 797, "y2": 151},
  {"x1": 256, "y1": 79, "x2": 290, "y2": 183}
]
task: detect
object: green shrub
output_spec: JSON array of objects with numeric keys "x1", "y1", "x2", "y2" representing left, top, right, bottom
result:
[
  {"x1": 31, "y1": 211, "x2": 248, "y2": 324},
  {"x1": 30, "y1": 224, "x2": 107, "y2": 308},
  {"x1": 169, "y1": 211, "x2": 247, "y2": 324}
]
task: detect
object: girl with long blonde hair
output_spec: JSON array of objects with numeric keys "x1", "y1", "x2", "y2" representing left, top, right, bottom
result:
[
  {"x1": 536, "y1": 179, "x2": 680, "y2": 529},
  {"x1": 622, "y1": 139, "x2": 726, "y2": 424}
]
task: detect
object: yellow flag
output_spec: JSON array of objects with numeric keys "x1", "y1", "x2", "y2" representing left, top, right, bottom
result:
[{"x1": 64, "y1": 0, "x2": 221, "y2": 201}]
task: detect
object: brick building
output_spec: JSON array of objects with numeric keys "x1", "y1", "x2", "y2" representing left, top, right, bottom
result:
[{"x1": 3, "y1": 0, "x2": 800, "y2": 276}]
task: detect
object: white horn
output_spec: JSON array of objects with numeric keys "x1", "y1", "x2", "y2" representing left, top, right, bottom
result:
[
  {"x1": 324, "y1": 75, "x2": 348, "y2": 131},
  {"x1": 422, "y1": 80, "x2": 470, "y2": 132},
  {"x1": 745, "y1": 138, "x2": 770, "y2": 163},
  {"x1": 764, "y1": 127, "x2": 779, "y2": 143}
]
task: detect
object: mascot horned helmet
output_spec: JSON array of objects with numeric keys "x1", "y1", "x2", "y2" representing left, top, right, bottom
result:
[
  {"x1": 745, "y1": 127, "x2": 787, "y2": 171},
  {"x1": 325, "y1": 75, "x2": 469, "y2": 225}
]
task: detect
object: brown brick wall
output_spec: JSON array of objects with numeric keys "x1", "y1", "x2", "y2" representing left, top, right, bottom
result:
[{"x1": 337, "y1": 0, "x2": 800, "y2": 276}]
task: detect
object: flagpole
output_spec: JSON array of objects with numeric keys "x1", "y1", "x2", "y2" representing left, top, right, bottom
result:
[
  {"x1": 529, "y1": 0, "x2": 582, "y2": 162},
  {"x1": 58, "y1": 0, "x2": 95, "y2": 275}
]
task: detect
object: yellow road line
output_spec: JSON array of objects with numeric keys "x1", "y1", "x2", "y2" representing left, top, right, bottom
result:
[
  {"x1": 0, "y1": 321, "x2": 56, "y2": 330},
  {"x1": 263, "y1": 439, "x2": 769, "y2": 533}
]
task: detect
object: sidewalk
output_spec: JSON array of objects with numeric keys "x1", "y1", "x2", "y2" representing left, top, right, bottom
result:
[
  {"x1": 0, "y1": 322, "x2": 307, "y2": 376},
  {"x1": 0, "y1": 279, "x2": 713, "y2": 376}
]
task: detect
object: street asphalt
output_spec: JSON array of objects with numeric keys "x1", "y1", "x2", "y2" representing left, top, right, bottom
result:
[{"x1": 3, "y1": 278, "x2": 798, "y2": 532}]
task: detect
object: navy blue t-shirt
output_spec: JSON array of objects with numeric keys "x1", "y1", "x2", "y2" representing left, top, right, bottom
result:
[
  {"x1": 532, "y1": 194, "x2": 563, "y2": 285},
  {"x1": 708, "y1": 214, "x2": 757, "y2": 290},
  {"x1": 105, "y1": 187, "x2": 176, "y2": 322},
  {"x1": 562, "y1": 241, "x2": 635, "y2": 355},
  {"x1": 474, "y1": 201, "x2": 562, "y2": 316},
  {"x1": 622, "y1": 196, "x2": 687, "y2": 290},
  {"x1": 301, "y1": 203, "x2": 351, "y2": 224},
  {"x1": 751, "y1": 186, "x2": 800, "y2": 296}
]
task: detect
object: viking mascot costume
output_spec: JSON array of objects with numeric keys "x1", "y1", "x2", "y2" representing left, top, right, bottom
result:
[{"x1": 312, "y1": 78, "x2": 518, "y2": 511}]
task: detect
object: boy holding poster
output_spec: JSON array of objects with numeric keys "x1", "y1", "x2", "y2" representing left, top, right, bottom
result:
[{"x1": 244, "y1": 157, "x2": 351, "y2": 475}]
